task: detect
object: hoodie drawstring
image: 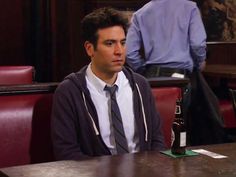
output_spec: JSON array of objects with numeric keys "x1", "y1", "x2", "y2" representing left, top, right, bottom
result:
[
  {"x1": 82, "y1": 92, "x2": 99, "y2": 135},
  {"x1": 135, "y1": 83, "x2": 148, "y2": 142},
  {"x1": 82, "y1": 85, "x2": 148, "y2": 142}
]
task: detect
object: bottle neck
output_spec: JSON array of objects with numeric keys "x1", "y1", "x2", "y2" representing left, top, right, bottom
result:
[{"x1": 174, "y1": 117, "x2": 184, "y2": 121}]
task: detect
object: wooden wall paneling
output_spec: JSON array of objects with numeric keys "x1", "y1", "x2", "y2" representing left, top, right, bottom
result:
[
  {"x1": 84, "y1": 0, "x2": 149, "y2": 13},
  {"x1": 68, "y1": 0, "x2": 89, "y2": 74},
  {"x1": 51, "y1": 0, "x2": 58, "y2": 81},
  {"x1": 226, "y1": 44, "x2": 236, "y2": 65},
  {"x1": 51, "y1": 0, "x2": 87, "y2": 82},
  {"x1": 207, "y1": 42, "x2": 236, "y2": 65},
  {"x1": 0, "y1": 0, "x2": 54, "y2": 82},
  {"x1": 51, "y1": 0, "x2": 70, "y2": 82},
  {"x1": 29, "y1": 0, "x2": 53, "y2": 82},
  {"x1": 0, "y1": 0, "x2": 31, "y2": 65}
]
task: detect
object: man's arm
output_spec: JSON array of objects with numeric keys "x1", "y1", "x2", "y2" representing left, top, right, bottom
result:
[
  {"x1": 189, "y1": 5, "x2": 207, "y2": 70},
  {"x1": 140, "y1": 79, "x2": 166, "y2": 150},
  {"x1": 51, "y1": 85, "x2": 87, "y2": 160},
  {"x1": 199, "y1": 60, "x2": 206, "y2": 71},
  {"x1": 126, "y1": 14, "x2": 146, "y2": 71},
  {"x1": 149, "y1": 90, "x2": 166, "y2": 151}
]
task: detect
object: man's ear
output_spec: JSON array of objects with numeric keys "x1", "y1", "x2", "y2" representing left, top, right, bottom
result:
[{"x1": 84, "y1": 41, "x2": 94, "y2": 58}]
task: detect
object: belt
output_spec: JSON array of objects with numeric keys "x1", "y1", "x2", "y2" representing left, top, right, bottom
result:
[{"x1": 144, "y1": 65, "x2": 191, "y2": 78}]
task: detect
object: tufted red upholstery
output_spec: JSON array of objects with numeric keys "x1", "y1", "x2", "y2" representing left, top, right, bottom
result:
[
  {"x1": 0, "y1": 93, "x2": 54, "y2": 168},
  {"x1": 0, "y1": 66, "x2": 34, "y2": 85},
  {"x1": 152, "y1": 87, "x2": 181, "y2": 148}
]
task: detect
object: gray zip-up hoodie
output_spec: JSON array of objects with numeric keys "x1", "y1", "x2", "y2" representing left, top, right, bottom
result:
[{"x1": 51, "y1": 66, "x2": 165, "y2": 160}]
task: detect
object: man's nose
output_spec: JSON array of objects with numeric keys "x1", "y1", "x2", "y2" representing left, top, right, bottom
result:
[{"x1": 114, "y1": 43, "x2": 124, "y2": 54}]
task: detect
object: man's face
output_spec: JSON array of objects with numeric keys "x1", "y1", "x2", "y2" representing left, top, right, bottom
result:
[{"x1": 85, "y1": 26, "x2": 126, "y2": 78}]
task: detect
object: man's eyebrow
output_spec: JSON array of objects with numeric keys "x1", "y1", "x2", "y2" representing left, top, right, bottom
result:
[
  {"x1": 103, "y1": 38, "x2": 126, "y2": 42},
  {"x1": 103, "y1": 39, "x2": 116, "y2": 42}
]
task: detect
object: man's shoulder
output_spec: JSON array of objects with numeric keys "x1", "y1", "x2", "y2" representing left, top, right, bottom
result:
[
  {"x1": 55, "y1": 73, "x2": 76, "y2": 93},
  {"x1": 133, "y1": 71, "x2": 148, "y2": 83},
  {"x1": 131, "y1": 71, "x2": 151, "y2": 91},
  {"x1": 123, "y1": 66, "x2": 147, "y2": 82},
  {"x1": 56, "y1": 70, "x2": 86, "y2": 94}
]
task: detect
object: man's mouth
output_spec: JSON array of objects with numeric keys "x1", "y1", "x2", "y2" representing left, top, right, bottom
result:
[{"x1": 113, "y1": 59, "x2": 123, "y2": 62}]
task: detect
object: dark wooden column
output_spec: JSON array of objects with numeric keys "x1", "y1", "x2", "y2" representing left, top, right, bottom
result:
[
  {"x1": 84, "y1": 0, "x2": 149, "y2": 13},
  {"x1": 50, "y1": 0, "x2": 89, "y2": 82},
  {"x1": 0, "y1": 0, "x2": 31, "y2": 65}
]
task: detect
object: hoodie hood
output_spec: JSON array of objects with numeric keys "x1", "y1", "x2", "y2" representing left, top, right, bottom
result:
[{"x1": 64, "y1": 65, "x2": 137, "y2": 93}]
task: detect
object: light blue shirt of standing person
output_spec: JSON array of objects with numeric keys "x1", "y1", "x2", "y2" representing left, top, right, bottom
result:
[{"x1": 126, "y1": 0, "x2": 207, "y2": 73}]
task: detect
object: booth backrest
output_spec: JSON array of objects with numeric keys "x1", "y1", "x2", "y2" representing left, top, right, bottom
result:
[
  {"x1": 219, "y1": 99, "x2": 236, "y2": 128},
  {"x1": 152, "y1": 87, "x2": 181, "y2": 148},
  {"x1": 0, "y1": 93, "x2": 54, "y2": 168},
  {"x1": 0, "y1": 66, "x2": 34, "y2": 85},
  {"x1": 0, "y1": 84, "x2": 181, "y2": 168}
]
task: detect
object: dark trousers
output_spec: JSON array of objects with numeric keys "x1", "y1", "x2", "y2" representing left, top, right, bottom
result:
[{"x1": 143, "y1": 65, "x2": 191, "y2": 78}]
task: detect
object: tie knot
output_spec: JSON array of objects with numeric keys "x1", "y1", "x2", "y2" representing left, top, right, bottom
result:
[{"x1": 104, "y1": 85, "x2": 117, "y2": 97}]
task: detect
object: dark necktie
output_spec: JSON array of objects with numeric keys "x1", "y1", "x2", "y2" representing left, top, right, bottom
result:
[{"x1": 104, "y1": 85, "x2": 129, "y2": 154}]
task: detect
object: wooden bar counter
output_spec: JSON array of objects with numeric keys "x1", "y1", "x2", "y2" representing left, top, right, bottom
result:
[
  {"x1": 1, "y1": 143, "x2": 236, "y2": 177},
  {"x1": 203, "y1": 64, "x2": 236, "y2": 79}
]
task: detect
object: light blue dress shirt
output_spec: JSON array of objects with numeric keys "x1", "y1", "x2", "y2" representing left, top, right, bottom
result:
[{"x1": 126, "y1": 0, "x2": 207, "y2": 72}]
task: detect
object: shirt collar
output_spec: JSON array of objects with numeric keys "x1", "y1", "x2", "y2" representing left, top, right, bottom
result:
[{"x1": 86, "y1": 63, "x2": 124, "y2": 93}]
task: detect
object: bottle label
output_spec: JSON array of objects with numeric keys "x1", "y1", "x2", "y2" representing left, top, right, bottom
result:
[
  {"x1": 180, "y1": 132, "x2": 186, "y2": 147},
  {"x1": 175, "y1": 105, "x2": 181, "y2": 114},
  {"x1": 171, "y1": 129, "x2": 175, "y2": 146}
]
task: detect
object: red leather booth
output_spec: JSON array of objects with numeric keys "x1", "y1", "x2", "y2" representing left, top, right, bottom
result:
[
  {"x1": 219, "y1": 99, "x2": 236, "y2": 128},
  {"x1": 152, "y1": 87, "x2": 181, "y2": 147},
  {"x1": 0, "y1": 84, "x2": 56, "y2": 168},
  {"x1": 0, "y1": 66, "x2": 34, "y2": 85},
  {"x1": 0, "y1": 81, "x2": 183, "y2": 168},
  {"x1": 0, "y1": 93, "x2": 54, "y2": 168}
]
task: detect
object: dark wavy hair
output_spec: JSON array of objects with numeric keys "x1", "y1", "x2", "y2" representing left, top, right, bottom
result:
[{"x1": 81, "y1": 7, "x2": 129, "y2": 48}]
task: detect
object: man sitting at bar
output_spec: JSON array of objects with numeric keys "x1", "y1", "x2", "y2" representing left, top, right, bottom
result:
[{"x1": 51, "y1": 7, "x2": 165, "y2": 160}]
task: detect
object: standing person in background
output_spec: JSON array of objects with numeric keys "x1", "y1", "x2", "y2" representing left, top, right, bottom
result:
[
  {"x1": 126, "y1": 0, "x2": 207, "y2": 126},
  {"x1": 126, "y1": 0, "x2": 207, "y2": 78},
  {"x1": 51, "y1": 7, "x2": 165, "y2": 160},
  {"x1": 126, "y1": 0, "x2": 228, "y2": 146}
]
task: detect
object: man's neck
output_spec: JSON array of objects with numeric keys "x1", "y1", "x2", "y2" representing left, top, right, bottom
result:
[
  {"x1": 101, "y1": 74, "x2": 118, "y2": 86},
  {"x1": 90, "y1": 66, "x2": 118, "y2": 85}
]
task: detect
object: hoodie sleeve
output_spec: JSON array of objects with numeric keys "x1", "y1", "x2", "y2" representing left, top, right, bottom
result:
[
  {"x1": 51, "y1": 83, "x2": 88, "y2": 160},
  {"x1": 148, "y1": 89, "x2": 166, "y2": 151},
  {"x1": 134, "y1": 74, "x2": 166, "y2": 151}
]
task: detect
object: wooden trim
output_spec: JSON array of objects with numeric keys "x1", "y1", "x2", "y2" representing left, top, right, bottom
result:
[
  {"x1": 0, "y1": 82, "x2": 59, "y2": 95},
  {"x1": 0, "y1": 77, "x2": 189, "y2": 96},
  {"x1": 207, "y1": 41, "x2": 236, "y2": 45},
  {"x1": 148, "y1": 77, "x2": 189, "y2": 88}
]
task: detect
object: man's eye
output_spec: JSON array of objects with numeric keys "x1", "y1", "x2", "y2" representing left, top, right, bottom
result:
[
  {"x1": 105, "y1": 41, "x2": 114, "y2": 46},
  {"x1": 121, "y1": 41, "x2": 126, "y2": 46}
]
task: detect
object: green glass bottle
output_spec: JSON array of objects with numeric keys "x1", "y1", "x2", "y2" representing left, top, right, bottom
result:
[{"x1": 171, "y1": 99, "x2": 186, "y2": 155}]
